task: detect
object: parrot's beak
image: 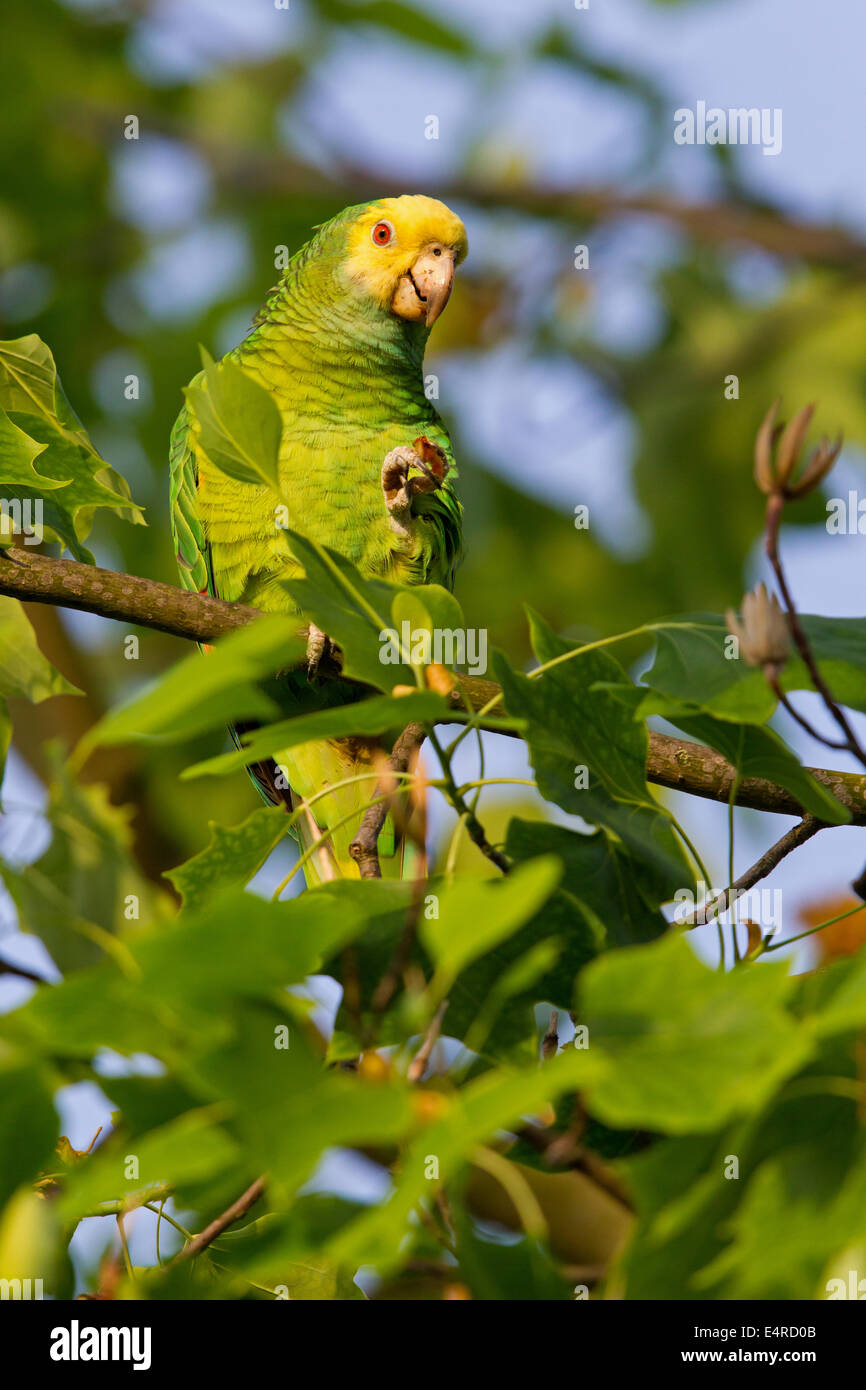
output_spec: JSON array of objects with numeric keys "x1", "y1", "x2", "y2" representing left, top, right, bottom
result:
[{"x1": 391, "y1": 246, "x2": 455, "y2": 326}]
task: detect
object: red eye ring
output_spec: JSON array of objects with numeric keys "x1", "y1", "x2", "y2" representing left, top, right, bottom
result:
[{"x1": 371, "y1": 219, "x2": 395, "y2": 247}]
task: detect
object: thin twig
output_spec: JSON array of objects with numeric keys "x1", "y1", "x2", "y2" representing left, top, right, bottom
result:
[
  {"x1": 541, "y1": 1010, "x2": 559, "y2": 1061},
  {"x1": 408, "y1": 1000, "x2": 449, "y2": 1083},
  {"x1": 679, "y1": 816, "x2": 823, "y2": 929},
  {"x1": 173, "y1": 1175, "x2": 266, "y2": 1263},
  {"x1": 0, "y1": 956, "x2": 48, "y2": 985},
  {"x1": 765, "y1": 494, "x2": 866, "y2": 769},
  {"x1": 369, "y1": 875, "x2": 427, "y2": 1019},
  {"x1": 349, "y1": 722, "x2": 427, "y2": 879}
]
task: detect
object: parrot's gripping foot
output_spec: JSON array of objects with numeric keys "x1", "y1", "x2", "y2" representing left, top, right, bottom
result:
[{"x1": 381, "y1": 436, "x2": 449, "y2": 534}]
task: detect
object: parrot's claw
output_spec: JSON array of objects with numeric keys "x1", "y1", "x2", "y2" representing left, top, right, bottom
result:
[
  {"x1": 306, "y1": 623, "x2": 332, "y2": 680},
  {"x1": 381, "y1": 437, "x2": 449, "y2": 533}
]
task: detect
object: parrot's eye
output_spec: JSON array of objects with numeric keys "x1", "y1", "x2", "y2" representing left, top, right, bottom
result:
[{"x1": 371, "y1": 220, "x2": 395, "y2": 247}]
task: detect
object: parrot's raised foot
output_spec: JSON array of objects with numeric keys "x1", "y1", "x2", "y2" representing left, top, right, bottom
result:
[{"x1": 381, "y1": 435, "x2": 449, "y2": 532}]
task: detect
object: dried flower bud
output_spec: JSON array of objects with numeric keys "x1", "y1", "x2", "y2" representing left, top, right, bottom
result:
[
  {"x1": 753, "y1": 399, "x2": 842, "y2": 499},
  {"x1": 754, "y1": 398, "x2": 782, "y2": 495},
  {"x1": 725, "y1": 583, "x2": 790, "y2": 669},
  {"x1": 774, "y1": 403, "x2": 815, "y2": 488},
  {"x1": 787, "y1": 432, "x2": 843, "y2": 499}
]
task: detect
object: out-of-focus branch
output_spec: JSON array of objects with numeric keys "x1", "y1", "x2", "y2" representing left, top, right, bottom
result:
[
  {"x1": 64, "y1": 100, "x2": 866, "y2": 271},
  {"x1": 5, "y1": 547, "x2": 866, "y2": 825}
]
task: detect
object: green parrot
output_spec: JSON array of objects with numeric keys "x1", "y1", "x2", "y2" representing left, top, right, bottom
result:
[{"x1": 169, "y1": 195, "x2": 468, "y2": 885}]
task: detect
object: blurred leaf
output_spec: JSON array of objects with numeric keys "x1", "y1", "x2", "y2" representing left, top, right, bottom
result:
[
  {"x1": 577, "y1": 932, "x2": 812, "y2": 1132},
  {"x1": 57, "y1": 1108, "x2": 241, "y2": 1224},
  {"x1": 78, "y1": 616, "x2": 304, "y2": 752},
  {"x1": 421, "y1": 855, "x2": 562, "y2": 996},
  {"x1": 0, "y1": 1057, "x2": 58, "y2": 1210},
  {"x1": 316, "y1": 0, "x2": 472, "y2": 53},
  {"x1": 183, "y1": 1001, "x2": 413, "y2": 1199},
  {"x1": 0, "y1": 597, "x2": 79, "y2": 702},
  {"x1": 183, "y1": 689, "x2": 448, "y2": 779},
  {"x1": 1, "y1": 761, "x2": 171, "y2": 975},
  {"x1": 164, "y1": 805, "x2": 290, "y2": 908},
  {"x1": 328, "y1": 1046, "x2": 595, "y2": 1272}
]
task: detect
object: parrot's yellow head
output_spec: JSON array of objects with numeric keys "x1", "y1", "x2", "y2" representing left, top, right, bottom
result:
[{"x1": 343, "y1": 195, "x2": 468, "y2": 327}]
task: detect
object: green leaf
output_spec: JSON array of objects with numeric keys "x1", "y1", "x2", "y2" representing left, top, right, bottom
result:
[
  {"x1": 505, "y1": 818, "x2": 668, "y2": 946},
  {"x1": 801, "y1": 951, "x2": 866, "y2": 1038},
  {"x1": 185, "y1": 349, "x2": 283, "y2": 492},
  {"x1": 577, "y1": 932, "x2": 812, "y2": 1132},
  {"x1": 0, "y1": 406, "x2": 66, "y2": 491},
  {"x1": 164, "y1": 805, "x2": 291, "y2": 909},
  {"x1": 0, "y1": 335, "x2": 144, "y2": 544},
  {"x1": 640, "y1": 615, "x2": 774, "y2": 722},
  {"x1": 665, "y1": 711, "x2": 850, "y2": 824},
  {"x1": 0, "y1": 1057, "x2": 58, "y2": 1210},
  {"x1": 282, "y1": 529, "x2": 413, "y2": 689},
  {"x1": 5, "y1": 886, "x2": 371, "y2": 1060},
  {"x1": 0, "y1": 597, "x2": 79, "y2": 702},
  {"x1": 56, "y1": 1108, "x2": 241, "y2": 1223},
  {"x1": 702, "y1": 1137, "x2": 866, "y2": 1299},
  {"x1": 183, "y1": 1001, "x2": 413, "y2": 1200},
  {"x1": 328, "y1": 1046, "x2": 596, "y2": 1273},
  {"x1": 78, "y1": 615, "x2": 304, "y2": 753},
  {"x1": 421, "y1": 856, "x2": 562, "y2": 995},
  {"x1": 0, "y1": 758, "x2": 171, "y2": 975},
  {"x1": 642, "y1": 613, "x2": 866, "y2": 723},
  {"x1": 495, "y1": 610, "x2": 692, "y2": 899},
  {"x1": 389, "y1": 585, "x2": 467, "y2": 673},
  {"x1": 183, "y1": 689, "x2": 448, "y2": 778}
]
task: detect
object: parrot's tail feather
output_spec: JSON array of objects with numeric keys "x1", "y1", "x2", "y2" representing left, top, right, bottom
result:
[
  {"x1": 292, "y1": 795, "x2": 342, "y2": 884},
  {"x1": 276, "y1": 736, "x2": 408, "y2": 887}
]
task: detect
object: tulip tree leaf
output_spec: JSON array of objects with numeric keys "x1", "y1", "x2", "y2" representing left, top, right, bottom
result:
[
  {"x1": 640, "y1": 613, "x2": 866, "y2": 723},
  {"x1": 495, "y1": 610, "x2": 693, "y2": 900},
  {"x1": 185, "y1": 348, "x2": 284, "y2": 492},
  {"x1": 0, "y1": 335, "x2": 144, "y2": 548}
]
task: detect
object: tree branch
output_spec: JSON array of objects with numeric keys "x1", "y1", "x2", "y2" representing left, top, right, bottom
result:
[
  {"x1": 0, "y1": 546, "x2": 257, "y2": 641},
  {"x1": 173, "y1": 1175, "x2": 266, "y2": 1263},
  {"x1": 5, "y1": 547, "x2": 866, "y2": 825},
  {"x1": 349, "y1": 720, "x2": 427, "y2": 879}
]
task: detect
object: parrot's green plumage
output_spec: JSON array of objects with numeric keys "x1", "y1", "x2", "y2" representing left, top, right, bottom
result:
[{"x1": 169, "y1": 195, "x2": 468, "y2": 885}]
